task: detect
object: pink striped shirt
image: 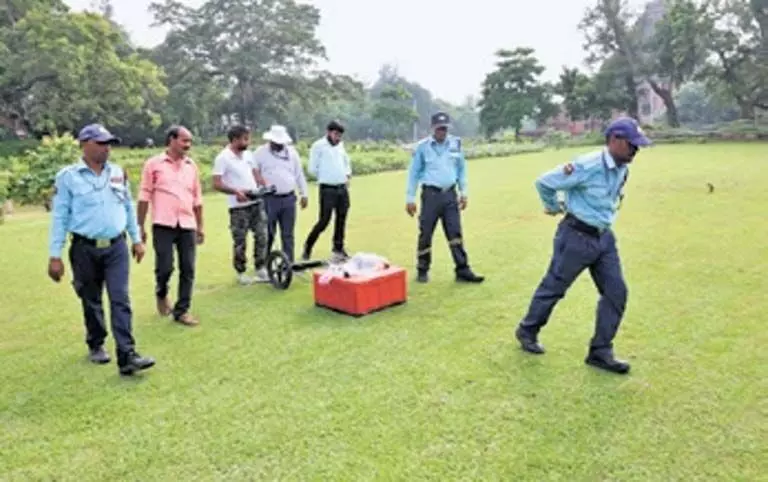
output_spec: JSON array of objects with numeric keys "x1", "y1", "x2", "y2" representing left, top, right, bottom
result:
[{"x1": 138, "y1": 153, "x2": 203, "y2": 230}]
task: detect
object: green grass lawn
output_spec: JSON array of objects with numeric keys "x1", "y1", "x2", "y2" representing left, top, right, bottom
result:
[{"x1": 1, "y1": 144, "x2": 766, "y2": 480}]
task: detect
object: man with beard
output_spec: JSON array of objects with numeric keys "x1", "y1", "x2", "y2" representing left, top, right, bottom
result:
[
  {"x1": 514, "y1": 117, "x2": 652, "y2": 375},
  {"x1": 47, "y1": 123, "x2": 155, "y2": 376},
  {"x1": 212, "y1": 124, "x2": 269, "y2": 285},
  {"x1": 302, "y1": 120, "x2": 351, "y2": 262},
  {"x1": 251, "y1": 124, "x2": 308, "y2": 264},
  {"x1": 137, "y1": 125, "x2": 204, "y2": 326}
]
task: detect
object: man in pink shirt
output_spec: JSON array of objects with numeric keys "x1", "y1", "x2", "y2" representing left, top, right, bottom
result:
[{"x1": 137, "y1": 126, "x2": 204, "y2": 326}]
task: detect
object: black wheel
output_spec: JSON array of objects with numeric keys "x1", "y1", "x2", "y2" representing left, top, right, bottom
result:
[{"x1": 266, "y1": 250, "x2": 293, "y2": 289}]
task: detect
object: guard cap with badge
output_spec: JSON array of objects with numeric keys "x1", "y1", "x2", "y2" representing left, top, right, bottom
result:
[
  {"x1": 431, "y1": 112, "x2": 451, "y2": 129},
  {"x1": 77, "y1": 123, "x2": 121, "y2": 145}
]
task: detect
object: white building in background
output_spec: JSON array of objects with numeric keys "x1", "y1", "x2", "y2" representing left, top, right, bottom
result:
[{"x1": 635, "y1": 0, "x2": 668, "y2": 125}]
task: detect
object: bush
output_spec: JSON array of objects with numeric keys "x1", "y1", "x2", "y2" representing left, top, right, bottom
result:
[
  {"x1": 0, "y1": 139, "x2": 39, "y2": 158},
  {"x1": 5, "y1": 134, "x2": 80, "y2": 210}
]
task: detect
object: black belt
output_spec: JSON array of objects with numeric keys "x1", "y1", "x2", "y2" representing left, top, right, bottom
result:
[
  {"x1": 423, "y1": 184, "x2": 455, "y2": 193},
  {"x1": 319, "y1": 183, "x2": 346, "y2": 189},
  {"x1": 72, "y1": 232, "x2": 125, "y2": 248},
  {"x1": 269, "y1": 191, "x2": 295, "y2": 198},
  {"x1": 563, "y1": 213, "x2": 604, "y2": 237}
]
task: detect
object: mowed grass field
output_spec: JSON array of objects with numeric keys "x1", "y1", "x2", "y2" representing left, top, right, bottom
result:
[{"x1": 1, "y1": 144, "x2": 766, "y2": 480}]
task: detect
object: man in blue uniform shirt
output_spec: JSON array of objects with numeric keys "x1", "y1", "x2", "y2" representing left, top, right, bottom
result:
[
  {"x1": 514, "y1": 117, "x2": 651, "y2": 375},
  {"x1": 405, "y1": 112, "x2": 483, "y2": 283},
  {"x1": 47, "y1": 124, "x2": 155, "y2": 376}
]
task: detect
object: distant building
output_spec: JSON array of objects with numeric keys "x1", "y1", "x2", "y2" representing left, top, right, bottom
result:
[
  {"x1": 544, "y1": 0, "x2": 669, "y2": 132},
  {"x1": 635, "y1": 0, "x2": 668, "y2": 125}
]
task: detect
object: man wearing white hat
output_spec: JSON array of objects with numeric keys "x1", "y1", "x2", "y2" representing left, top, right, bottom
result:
[
  {"x1": 212, "y1": 124, "x2": 269, "y2": 284},
  {"x1": 251, "y1": 125, "x2": 308, "y2": 263}
]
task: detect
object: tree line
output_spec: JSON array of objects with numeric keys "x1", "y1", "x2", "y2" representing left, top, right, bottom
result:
[
  {"x1": 0, "y1": 0, "x2": 478, "y2": 144},
  {"x1": 476, "y1": 0, "x2": 768, "y2": 138},
  {"x1": 1, "y1": 0, "x2": 765, "y2": 144}
]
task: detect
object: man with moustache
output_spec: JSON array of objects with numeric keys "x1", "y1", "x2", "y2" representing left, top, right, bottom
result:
[
  {"x1": 514, "y1": 117, "x2": 652, "y2": 375},
  {"x1": 137, "y1": 125, "x2": 204, "y2": 326},
  {"x1": 47, "y1": 123, "x2": 155, "y2": 376},
  {"x1": 212, "y1": 124, "x2": 270, "y2": 285}
]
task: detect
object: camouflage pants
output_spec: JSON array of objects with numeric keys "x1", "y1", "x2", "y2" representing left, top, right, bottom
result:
[{"x1": 229, "y1": 201, "x2": 268, "y2": 273}]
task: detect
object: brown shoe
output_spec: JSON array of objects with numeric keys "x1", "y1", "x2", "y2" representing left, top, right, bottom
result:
[
  {"x1": 156, "y1": 297, "x2": 172, "y2": 317},
  {"x1": 175, "y1": 313, "x2": 199, "y2": 326}
]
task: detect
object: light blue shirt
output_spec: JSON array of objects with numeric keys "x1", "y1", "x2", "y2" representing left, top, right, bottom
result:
[
  {"x1": 48, "y1": 160, "x2": 141, "y2": 258},
  {"x1": 307, "y1": 137, "x2": 351, "y2": 185},
  {"x1": 535, "y1": 148, "x2": 629, "y2": 230},
  {"x1": 405, "y1": 134, "x2": 467, "y2": 203}
]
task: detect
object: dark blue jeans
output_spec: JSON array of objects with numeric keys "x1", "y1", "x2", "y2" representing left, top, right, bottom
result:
[
  {"x1": 69, "y1": 235, "x2": 135, "y2": 354},
  {"x1": 265, "y1": 193, "x2": 297, "y2": 262},
  {"x1": 520, "y1": 216, "x2": 628, "y2": 355}
]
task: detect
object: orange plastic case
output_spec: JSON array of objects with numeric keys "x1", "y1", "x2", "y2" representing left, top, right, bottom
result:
[{"x1": 312, "y1": 266, "x2": 407, "y2": 316}]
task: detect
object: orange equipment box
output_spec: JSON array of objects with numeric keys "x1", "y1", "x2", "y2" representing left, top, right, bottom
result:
[{"x1": 312, "y1": 266, "x2": 407, "y2": 316}]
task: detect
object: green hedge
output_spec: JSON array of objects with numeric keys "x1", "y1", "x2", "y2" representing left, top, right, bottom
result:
[
  {"x1": 563, "y1": 120, "x2": 768, "y2": 147},
  {"x1": 114, "y1": 142, "x2": 547, "y2": 197},
  {"x1": 1, "y1": 120, "x2": 765, "y2": 210}
]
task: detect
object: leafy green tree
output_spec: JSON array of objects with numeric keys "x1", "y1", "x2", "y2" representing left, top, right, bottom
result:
[
  {"x1": 674, "y1": 81, "x2": 740, "y2": 125},
  {"x1": 371, "y1": 84, "x2": 418, "y2": 141},
  {"x1": 579, "y1": 0, "x2": 641, "y2": 120},
  {"x1": 478, "y1": 47, "x2": 552, "y2": 139},
  {"x1": 640, "y1": 0, "x2": 712, "y2": 126},
  {"x1": 149, "y1": 0, "x2": 357, "y2": 128},
  {"x1": 700, "y1": 0, "x2": 768, "y2": 118},
  {"x1": 0, "y1": 9, "x2": 167, "y2": 134}
]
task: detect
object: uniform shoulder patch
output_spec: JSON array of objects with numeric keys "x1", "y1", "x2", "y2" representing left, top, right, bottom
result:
[{"x1": 563, "y1": 163, "x2": 575, "y2": 175}]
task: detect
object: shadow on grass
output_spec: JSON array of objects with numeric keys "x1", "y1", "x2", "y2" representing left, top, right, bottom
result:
[{"x1": 289, "y1": 302, "x2": 410, "y2": 328}]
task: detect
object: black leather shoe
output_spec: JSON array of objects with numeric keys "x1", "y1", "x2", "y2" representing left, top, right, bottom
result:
[
  {"x1": 88, "y1": 346, "x2": 111, "y2": 364},
  {"x1": 118, "y1": 351, "x2": 156, "y2": 376},
  {"x1": 515, "y1": 326, "x2": 545, "y2": 354},
  {"x1": 456, "y1": 270, "x2": 484, "y2": 283},
  {"x1": 416, "y1": 271, "x2": 429, "y2": 283},
  {"x1": 585, "y1": 351, "x2": 630, "y2": 374}
]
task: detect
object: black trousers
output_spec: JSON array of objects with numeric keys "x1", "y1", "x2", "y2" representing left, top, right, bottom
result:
[
  {"x1": 152, "y1": 224, "x2": 196, "y2": 319},
  {"x1": 69, "y1": 234, "x2": 135, "y2": 354},
  {"x1": 417, "y1": 186, "x2": 469, "y2": 274},
  {"x1": 304, "y1": 184, "x2": 350, "y2": 254}
]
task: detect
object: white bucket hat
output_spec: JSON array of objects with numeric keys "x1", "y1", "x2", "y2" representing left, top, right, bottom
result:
[{"x1": 263, "y1": 124, "x2": 292, "y2": 145}]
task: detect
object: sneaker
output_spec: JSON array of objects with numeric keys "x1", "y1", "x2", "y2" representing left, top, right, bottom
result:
[
  {"x1": 254, "y1": 268, "x2": 269, "y2": 283},
  {"x1": 237, "y1": 273, "x2": 254, "y2": 285}
]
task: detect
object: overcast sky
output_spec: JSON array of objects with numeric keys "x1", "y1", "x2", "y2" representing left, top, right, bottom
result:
[{"x1": 63, "y1": 0, "x2": 647, "y2": 104}]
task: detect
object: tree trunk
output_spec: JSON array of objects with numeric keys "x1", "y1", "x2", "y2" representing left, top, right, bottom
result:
[
  {"x1": 647, "y1": 79, "x2": 680, "y2": 127},
  {"x1": 739, "y1": 101, "x2": 754, "y2": 119},
  {"x1": 623, "y1": 75, "x2": 639, "y2": 119}
]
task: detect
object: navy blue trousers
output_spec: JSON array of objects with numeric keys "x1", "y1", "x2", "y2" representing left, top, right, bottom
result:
[
  {"x1": 69, "y1": 235, "x2": 135, "y2": 354},
  {"x1": 520, "y1": 216, "x2": 628, "y2": 355},
  {"x1": 265, "y1": 193, "x2": 297, "y2": 262},
  {"x1": 417, "y1": 186, "x2": 469, "y2": 273}
]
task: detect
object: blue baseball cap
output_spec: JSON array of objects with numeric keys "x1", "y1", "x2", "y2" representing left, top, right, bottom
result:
[
  {"x1": 77, "y1": 123, "x2": 120, "y2": 144},
  {"x1": 604, "y1": 117, "x2": 651, "y2": 146},
  {"x1": 431, "y1": 112, "x2": 451, "y2": 128}
]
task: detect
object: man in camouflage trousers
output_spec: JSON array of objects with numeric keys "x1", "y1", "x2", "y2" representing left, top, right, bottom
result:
[{"x1": 212, "y1": 125, "x2": 269, "y2": 284}]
